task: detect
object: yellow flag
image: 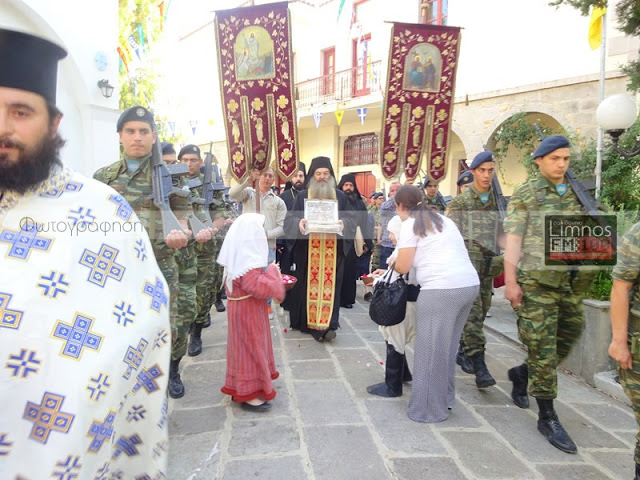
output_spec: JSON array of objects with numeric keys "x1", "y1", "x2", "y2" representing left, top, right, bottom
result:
[
  {"x1": 335, "y1": 110, "x2": 344, "y2": 126},
  {"x1": 588, "y1": 6, "x2": 606, "y2": 50}
]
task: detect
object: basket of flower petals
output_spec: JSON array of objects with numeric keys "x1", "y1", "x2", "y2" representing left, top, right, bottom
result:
[
  {"x1": 361, "y1": 274, "x2": 375, "y2": 286},
  {"x1": 282, "y1": 274, "x2": 297, "y2": 291}
]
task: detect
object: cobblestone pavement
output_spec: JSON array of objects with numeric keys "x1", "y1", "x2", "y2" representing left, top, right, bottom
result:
[{"x1": 168, "y1": 287, "x2": 635, "y2": 480}]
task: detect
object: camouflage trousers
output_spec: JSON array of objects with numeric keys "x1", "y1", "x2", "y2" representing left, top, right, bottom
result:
[
  {"x1": 174, "y1": 246, "x2": 197, "y2": 359},
  {"x1": 370, "y1": 243, "x2": 381, "y2": 271},
  {"x1": 620, "y1": 316, "x2": 640, "y2": 464},
  {"x1": 156, "y1": 256, "x2": 183, "y2": 361},
  {"x1": 211, "y1": 242, "x2": 224, "y2": 294},
  {"x1": 195, "y1": 242, "x2": 215, "y2": 325},
  {"x1": 517, "y1": 278, "x2": 584, "y2": 399},
  {"x1": 461, "y1": 274, "x2": 493, "y2": 357}
]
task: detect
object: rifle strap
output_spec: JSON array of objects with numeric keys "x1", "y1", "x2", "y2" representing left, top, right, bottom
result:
[{"x1": 147, "y1": 163, "x2": 158, "y2": 243}]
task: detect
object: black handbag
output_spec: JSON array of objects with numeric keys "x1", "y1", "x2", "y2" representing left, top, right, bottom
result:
[{"x1": 369, "y1": 265, "x2": 408, "y2": 327}]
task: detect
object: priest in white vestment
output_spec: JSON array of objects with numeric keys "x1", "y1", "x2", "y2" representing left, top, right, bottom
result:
[{"x1": 0, "y1": 29, "x2": 169, "y2": 479}]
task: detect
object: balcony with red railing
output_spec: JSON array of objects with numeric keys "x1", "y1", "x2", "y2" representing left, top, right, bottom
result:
[{"x1": 295, "y1": 60, "x2": 383, "y2": 109}]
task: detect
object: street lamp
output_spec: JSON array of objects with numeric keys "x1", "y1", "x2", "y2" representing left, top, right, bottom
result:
[
  {"x1": 97, "y1": 79, "x2": 115, "y2": 99},
  {"x1": 596, "y1": 93, "x2": 640, "y2": 157}
]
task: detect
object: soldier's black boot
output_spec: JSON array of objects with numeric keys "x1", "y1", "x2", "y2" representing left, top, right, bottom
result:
[
  {"x1": 202, "y1": 312, "x2": 211, "y2": 329},
  {"x1": 402, "y1": 355, "x2": 412, "y2": 383},
  {"x1": 508, "y1": 363, "x2": 529, "y2": 408},
  {"x1": 635, "y1": 463, "x2": 640, "y2": 480},
  {"x1": 367, "y1": 342, "x2": 404, "y2": 397},
  {"x1": 188, "y1": 322, "x2": 203, "y2": 357},
  {"x1": 470, "y1": 352, "x2": 496, "y2": 388},
  {"x1": 536, "y1": 398, "x2": 577, "y2": 453},
  {"x1": 168, "y1": 358, "x2": 185, "y2": 399},
  {"x1": 214, "y1": 291, "x2": 226, "y2": 312},
  {"x1": 456, "y1": 340, "x2": 474, "y2": 374}
]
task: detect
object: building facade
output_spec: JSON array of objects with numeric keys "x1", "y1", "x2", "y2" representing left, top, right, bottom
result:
[{"x1": 1, "y1": 0, "x2": 121, "y2": 176}]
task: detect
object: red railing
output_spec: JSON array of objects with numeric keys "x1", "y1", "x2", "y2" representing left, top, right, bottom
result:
[{"x1": 295, "y1": 60, "x2": 383, "y2": 108}]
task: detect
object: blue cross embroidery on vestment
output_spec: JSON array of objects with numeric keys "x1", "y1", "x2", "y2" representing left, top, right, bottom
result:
[
  {"x1": 122, "y1": 338, "x2": 149, "y2": 379},
  {"x1": 23, "y1": 391, "x2": 75, "y2": 444},
  {"x1": 0, "y1": 433, "x2": 13, "y2": 456},
  {"x1": 86, "y1": 373, "x2": 111, "y2": 401},
  {"x1": 79, "y1": 244, "x2": 125, "y2": 288},
  {"x1": 0, "y1": 223, "x2": 52, "y2": 260},
  {"x1": 87, "y1": 410, "x2": 116, "y2": 453},
  {"x1": 112, "y1": 434, "x2": 142, "y2": 459},
  {"x1": 152, "y1": 440, "x2": 168, "y2": 460},
  {"x1": 40, "y1": 180, "x2": 83, "y2": 198},
  {"x1": 113, "y1": 301, "x2": 136, "y2": 327},
  {"x1": 157, "y1": 397, "x2": 168, "y2": 430},
  {"x1": 38, "y1": 271, "x2": 70, "y2": 299},
  {"x1": 108, "y1": 194, "x2": 134, "y2": 221},
  {"x1": 153, "y1": 329, "x2": 169, "y2": 350},
  {"x1": 0, "y1": 292, "x2": 24, "y2": 330},
  {"x1": 131, "y1": 364, "x2": 163, "y2": 395},
  {"x1": 143, "y1": 278, "x2": 167, "y2": 313},
  {"x1": 52, "y1": 454, "x2": 82, "y2": 479},
  {"x1": 127, "y1": 405, "x2": 147, "y2": 422},
  {"x1": 67, "y1": 206, "x2": 96, "y2": 228},
  {"x1": 52, "y1": 313, "x2": 103, "y2": 360},
  {"x1": 135, "y1": 239, "x2": 148, "y2": 261},
  {"x1": 6, "y1": 349, "x2": 41, "y2": 378}
]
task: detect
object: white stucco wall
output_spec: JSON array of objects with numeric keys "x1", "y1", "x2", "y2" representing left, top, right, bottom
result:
[{"x1": 0, "y1": 0, "x2": 120, "y2": 176}]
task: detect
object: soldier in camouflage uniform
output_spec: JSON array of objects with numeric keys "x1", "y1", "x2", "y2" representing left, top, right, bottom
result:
[
  {"x1": 212, "y1": 191, "x2": 237, "y2": 308},
  {"x1": 609, "y1": 222, "x2": 640, "y2": 480},
  {"x1": 503, "y1": 136, "x2": 596, "y2": 454},
  {"x1": 178, "y1": 145, "x2": 227, "y2": 356},
  {"x1": 422, "y1": 178, "x2": 447, "y2": 212},
  {"x1": 368, "y1": 192, "x2": 384, "y2": 272},
  {"x1": 93, "y1": 107, "x2": 202, "y2": 399},
  {"x1": 447, "y1": 151, "x2": 502, "y2": 389}
]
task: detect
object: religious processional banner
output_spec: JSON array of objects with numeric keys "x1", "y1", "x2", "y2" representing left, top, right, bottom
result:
[
  {"x1": 215, "y1": 1, "x2": 299, "y2": 182},
  {"x1": 380, "y1": 23, "x2": 461, "y2": 182}
]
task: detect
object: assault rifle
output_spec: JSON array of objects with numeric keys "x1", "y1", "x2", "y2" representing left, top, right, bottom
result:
[
  {"x1": 532, "y1": 124, "x2": 608, "y2": 228},
  {"x1": 150, "y1": 137, "x2": 190, "y2": 239}
]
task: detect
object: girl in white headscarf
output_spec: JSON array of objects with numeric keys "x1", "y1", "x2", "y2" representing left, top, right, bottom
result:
[{"x1": 217, "y1": 213, "x2": 286, "y2": 411}]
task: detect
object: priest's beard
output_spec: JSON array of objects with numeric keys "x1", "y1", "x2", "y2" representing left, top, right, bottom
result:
[
  {"x1": 308, "y1": 176, "x2": 337, "y2": 200},
  {"x1": 0, "y1": 131, "x2": 65, "y2": 194}
]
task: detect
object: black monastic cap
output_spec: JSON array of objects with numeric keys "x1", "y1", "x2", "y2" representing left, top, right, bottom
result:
[
  {"x1": 0, "y1": 29, "x2": 67, "y2": 105},
  {"x1": 304, "y1": 156, "x2": 335, "y2": 187},
  {"x1": 178, "y1": 144, "x2": 201, "y2": 159},
  {"x1": 116, "y1": 105, "x2": 155, "y2": 132}
]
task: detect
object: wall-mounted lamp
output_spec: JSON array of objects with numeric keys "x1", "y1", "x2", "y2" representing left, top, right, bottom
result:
[
  {"x1": 596, "y1": 93, "x2": 640, "y2": 158},
  {"x1": 97, "y1": 79, "x2": 115, "y2": 99}
]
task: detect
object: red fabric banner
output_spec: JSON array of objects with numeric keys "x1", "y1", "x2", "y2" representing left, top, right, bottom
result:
[
  {"x1": 215, "y1": 2, "x2": 299, "y2": 182},
  {"x1": 379, "y1": 23, "x2": 461, "y2": 182}
]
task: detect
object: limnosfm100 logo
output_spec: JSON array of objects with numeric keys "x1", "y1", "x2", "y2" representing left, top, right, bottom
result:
[{"x1": 544, "y1": 215, "x2": 617, "y2": 266}]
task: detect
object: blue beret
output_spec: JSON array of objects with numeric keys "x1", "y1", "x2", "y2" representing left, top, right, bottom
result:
[
  {"x1": 470, "y1": 151, "x2": 494, "y2": 170},
  {"x1": 457, "y1": 171, "x2": 474, "y2": 186},
  {"x1": 117, "y1": 105, "x2": 154, "y2": 132},
  {"x1": 532, "y1": 135, "x2": 570, "y2": 160},
  {"x1": 178, "y1": 144, "x2": 201, "y2": 159},
  {"x1": 161, "y1": 142, "x2": 175, "y2": 155}
]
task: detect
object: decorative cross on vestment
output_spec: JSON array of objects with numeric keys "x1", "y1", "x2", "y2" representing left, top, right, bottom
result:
[
  {"x1": 143, "y1": 278, "x2": 167, "y2": 313},
  {"x1": 0, "y1": 292, "x2": 24, "y2": 329},
  {"x1": 0, "y1": 224, "x2": 52, "y2": 260},
  {"x1": 87, "y1": 410, "x2": 116, "y2": 453},
  {"x1": 79, "y1": 244, "x2": 125, "y2": 288},
  {"x1": 52, "y1": 313, "x2": 103, "y2": 360},
  {"x1": 23, "y1": 392, "x2": 75, "y2": 443}
]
